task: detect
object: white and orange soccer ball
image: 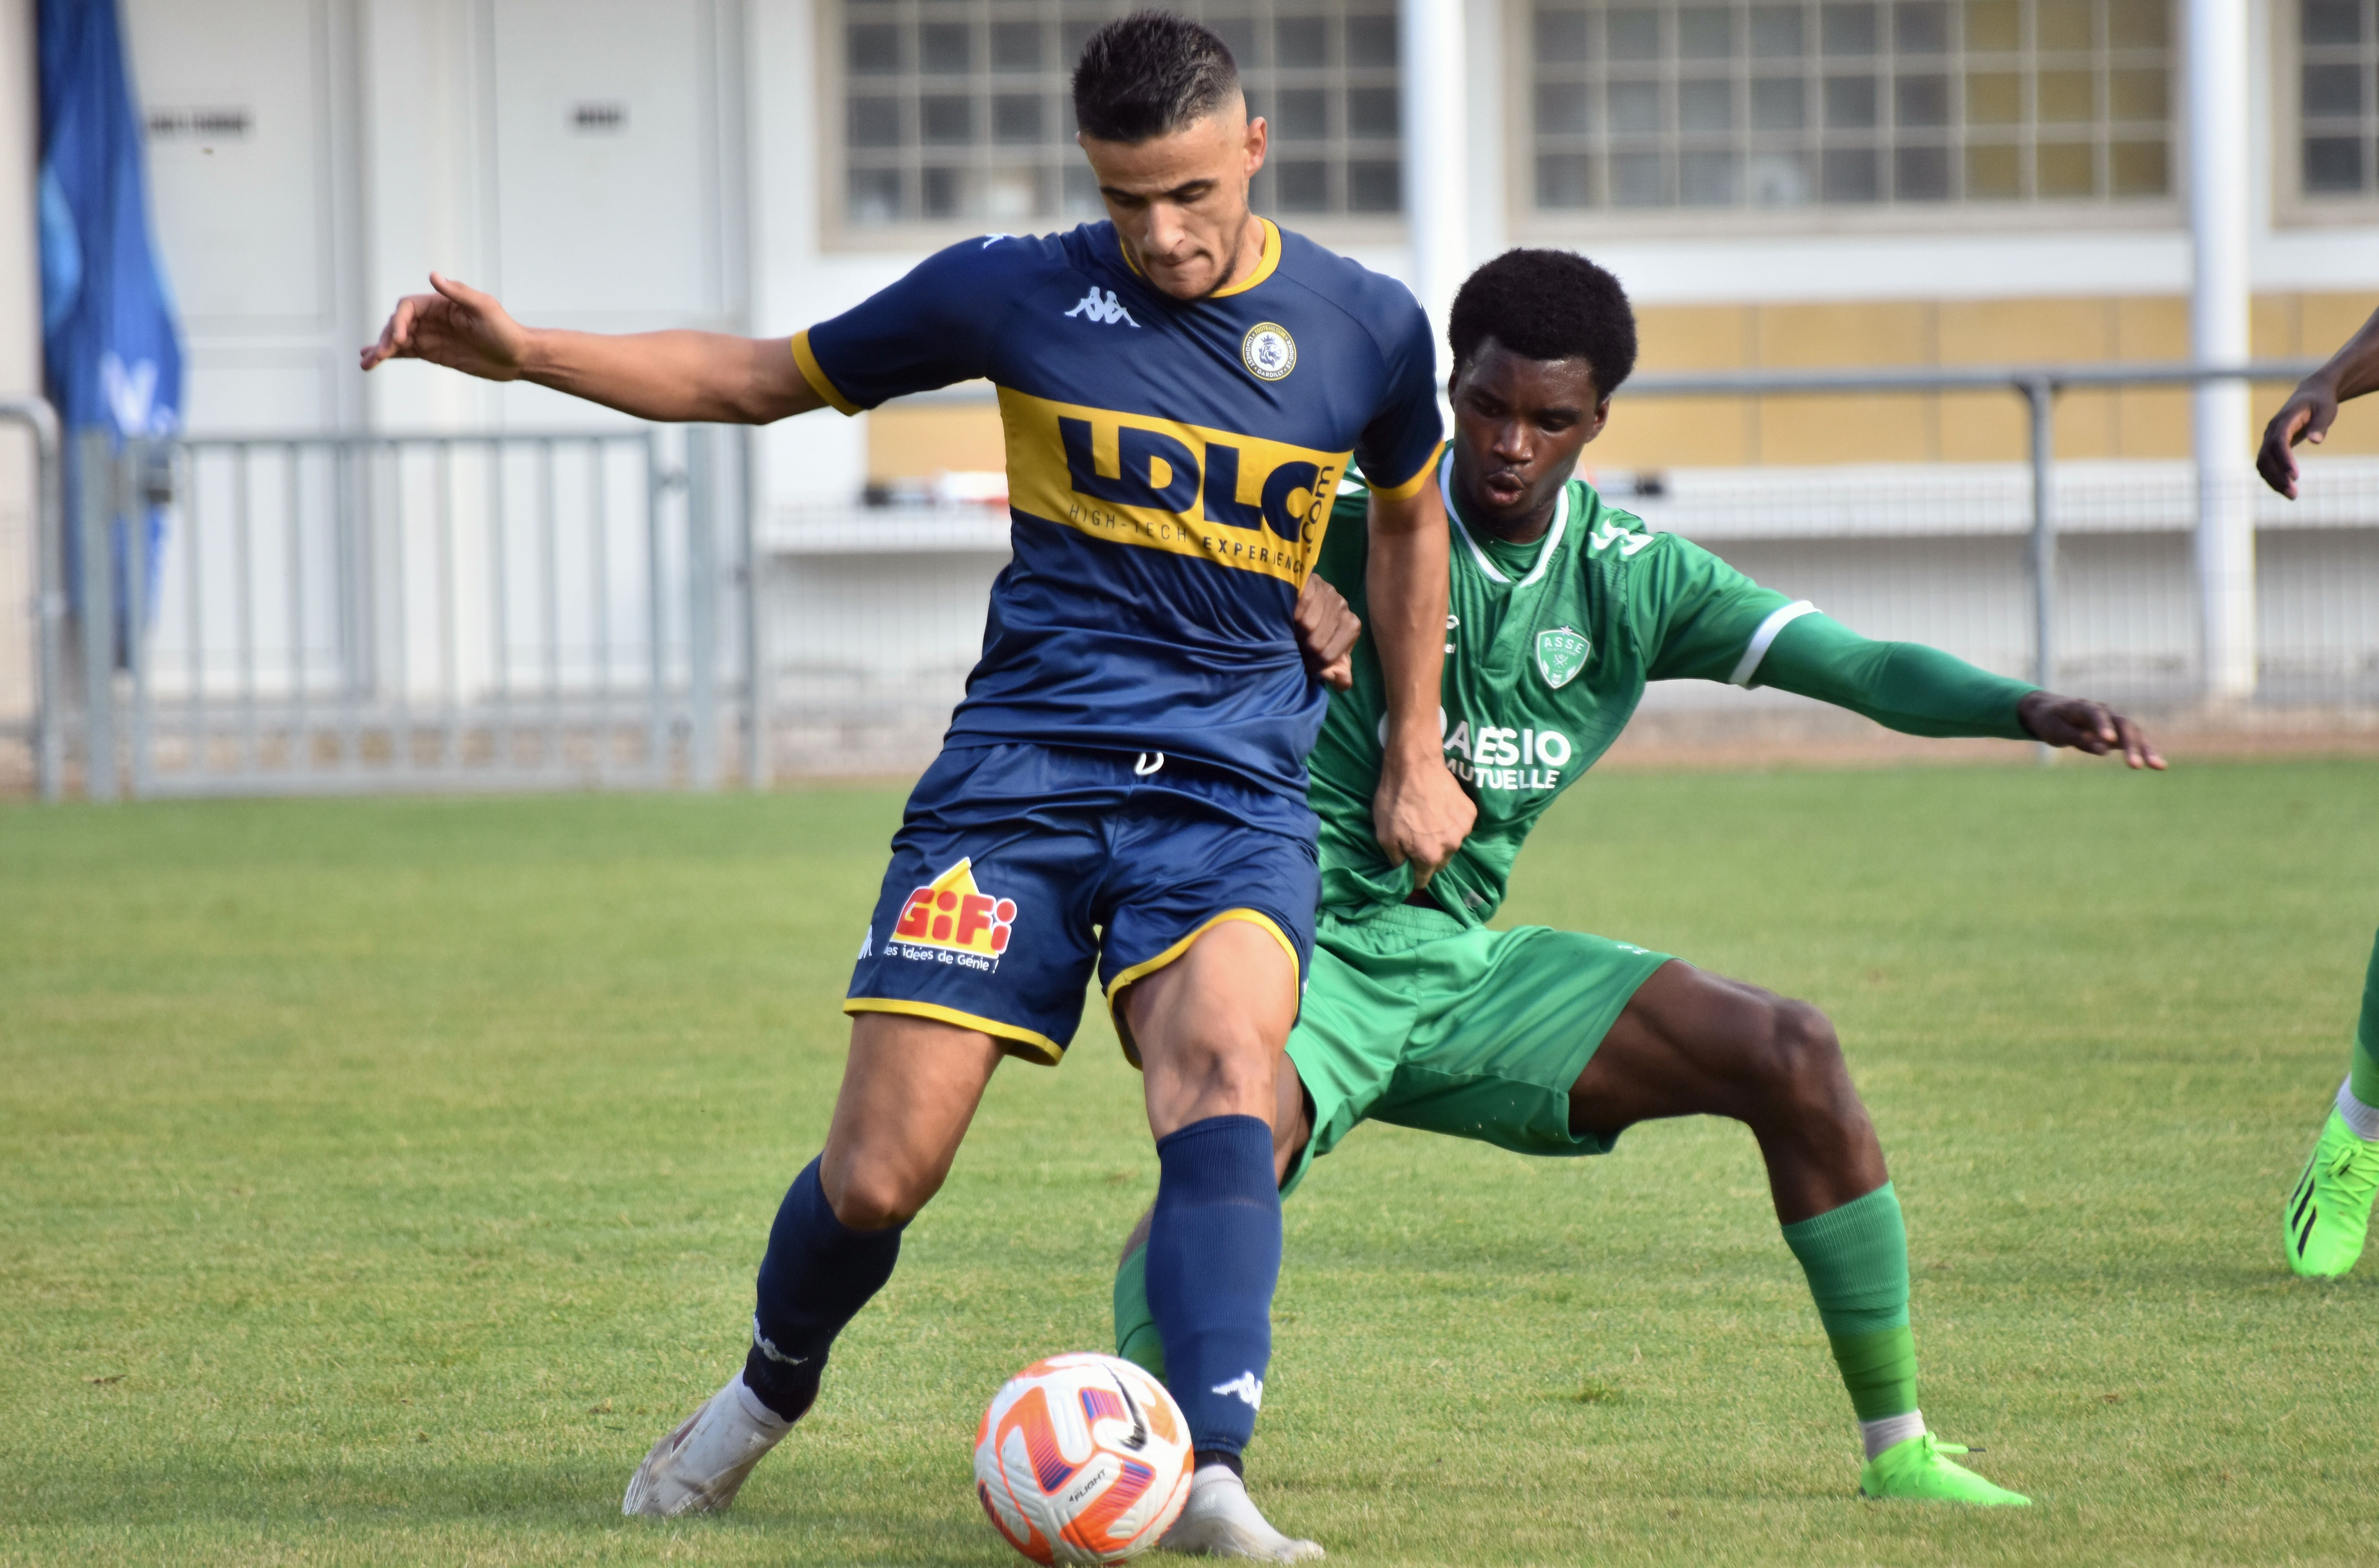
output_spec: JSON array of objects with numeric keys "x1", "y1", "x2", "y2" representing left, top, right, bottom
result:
[{"x1": 973, "y1": 1352, "x2": 1193, "y2": 1565}]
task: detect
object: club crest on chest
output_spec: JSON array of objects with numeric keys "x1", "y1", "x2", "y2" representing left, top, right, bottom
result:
[{"x1": 1536, "y1": 625, "x2": 1591, "y2": 689}]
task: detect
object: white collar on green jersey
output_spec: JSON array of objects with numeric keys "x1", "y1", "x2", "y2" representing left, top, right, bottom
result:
[{"x1": 1438, "y1": 448, "x2": 1569, "y2": 589}]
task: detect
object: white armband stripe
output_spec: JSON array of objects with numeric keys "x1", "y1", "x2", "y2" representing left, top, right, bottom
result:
[{"x1": 1727, "y1": 599, "x2": 1817, "y2": 686}]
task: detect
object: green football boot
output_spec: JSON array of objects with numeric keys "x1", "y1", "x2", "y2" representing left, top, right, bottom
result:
[
  {"x1": 2284, "y1": 1110, "x2": 2379, "y2": 1278},
  {"x1": 1858, "y1": 1433, "x2": 2031, "y2": 1506}
]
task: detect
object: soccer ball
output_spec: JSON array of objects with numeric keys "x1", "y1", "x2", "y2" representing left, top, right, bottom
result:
[{"x1": 973, "y1": 1352, "x2": 1193, "y2": 1564}]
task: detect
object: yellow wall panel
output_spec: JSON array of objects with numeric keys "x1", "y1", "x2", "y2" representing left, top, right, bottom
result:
[
  {"x1": 1634, "y1": 304, "x2": 1756, "y2": 370},
  {"x1": 867, "y1": 401, "x2": 1006, "y2": 482},
  {"x1": 1752, "y1": 303, "x2": 1935, "y2": 463},
  {"x1": 1754, "y1": 301, "x2": 1934, "y2": 366},
  {"x1": 1938, "y1": 297, "x2": 2112, "y2": 363},
  {"x1": 1591, "y1": 396, "x2": 1755, "y2": 470},
  {"x1": 1937, "y1": 389, "x2": 2026, "y2": 461},
  {"x1": 2113, "y1": 295, "x2": 2188, "y2": 359}
]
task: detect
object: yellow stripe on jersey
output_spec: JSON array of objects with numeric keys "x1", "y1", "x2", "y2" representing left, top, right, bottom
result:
[
  {"x1": 998, "y1": 386, "x2": 1348, "y2": 586},
  {"x1": 791, "y1": 330, "x2": 861, "y2": 416}
]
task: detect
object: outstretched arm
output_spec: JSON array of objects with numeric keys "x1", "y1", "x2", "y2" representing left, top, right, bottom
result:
[
  {"x1": 360, "y1": 273, "x2": 822, "y2": 425},
  {"x1": 1756, "y1": 612, "x2": 2165, "y2": 769},
  {"x1": 1364, "y1": 484, "x2": 1474, "y2": 884},
  {"x1": 2258, "y1": 305, "x2": 2379, "y2": 499}
]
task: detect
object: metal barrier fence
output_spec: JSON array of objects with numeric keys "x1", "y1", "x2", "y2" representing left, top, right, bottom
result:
[
  {"x1": 15, "y1": 360, "x2": 2379, "y2": 799},
  {"x1": 29, "y1": 421, "x2": 759, "y2": 800}
]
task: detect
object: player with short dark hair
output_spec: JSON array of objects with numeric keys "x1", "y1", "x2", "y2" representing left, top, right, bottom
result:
[
  {"x1": 1112, "y1": 247, "x2": 2165, "y2": 1510},
  {"x1": 365, "y1": 11, "x2": 1472, "y2": 1556},
  {"x1": 2258, "y1": 307, "x2": 2379, "y2": 1277}
]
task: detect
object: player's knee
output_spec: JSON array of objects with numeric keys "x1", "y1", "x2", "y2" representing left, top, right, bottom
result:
[
  {"x1": 823, "y1": 1150, "x2": 944, "y2": 1231},
  {"x1": 1751, "y1": 997, "x2": 1852, "y2": 1120}
]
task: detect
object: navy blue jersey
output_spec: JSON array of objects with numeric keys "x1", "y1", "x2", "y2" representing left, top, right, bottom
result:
[{"x1": 794, "y1": 220, "x2": 1442, "y2": 819}]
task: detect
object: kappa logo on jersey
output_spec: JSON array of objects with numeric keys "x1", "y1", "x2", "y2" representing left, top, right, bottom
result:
[
  {"x1": 892, "y1": 858, "x2": 1018, "y2": 963},
  {"x1": 999, "y1": 388, "x2": 1348, "y2": 585},
  {"x1": 1240, "y1": 322, "x2": 1297, "y2": 381},
  {"x1": 1536, "y1": 625, "x2": 1591, "y2": 689},
  {"x1": 1064, "y1": 285, "x2": 1139, "y2": 328},
  {"x1": 1210, "y1": 1371, "x2": 1264, "y2": 1410}
]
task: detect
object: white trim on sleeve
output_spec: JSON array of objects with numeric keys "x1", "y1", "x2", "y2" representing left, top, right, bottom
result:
[{"x1": 1727, "y1": 599, "x2": 1817, "y2": 686}]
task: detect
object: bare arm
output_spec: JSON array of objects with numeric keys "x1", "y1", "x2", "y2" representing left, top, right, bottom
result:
[
  {"x1": 2258, "y1": 305, "x2": 2379, "y2": 498},
  {"x1": 360, "y1": 273, "x2": 824, "y2": 425},
  {"x1": 1363, "y1": 482, "x2": 1474, "y2": 886}
]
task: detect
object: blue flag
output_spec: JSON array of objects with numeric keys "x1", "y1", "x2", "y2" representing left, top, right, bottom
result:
[{"x1": 38, "y1": 0, "x2": 182, "y2": 638}]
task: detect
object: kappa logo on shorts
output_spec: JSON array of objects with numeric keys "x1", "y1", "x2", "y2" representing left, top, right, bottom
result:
[{"x1": 891, "y1": 858, "x2": 1018, "y2": 970}]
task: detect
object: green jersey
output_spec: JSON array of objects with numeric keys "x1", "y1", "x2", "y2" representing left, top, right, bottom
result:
[
  {"x1": 1310, "y1": 467, "x2": 2034, "y2": 922},
  {"x1": 1311, "y1": 472, "x2": 1791, "y2": 920}
]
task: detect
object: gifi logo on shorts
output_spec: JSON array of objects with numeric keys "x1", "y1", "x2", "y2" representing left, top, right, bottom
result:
[
  {"x1": 893, "y1": 858, "x2": 1017, "y2": 962},
  {"x1": 999, "y1": 388, "x2": 1346, "y2": 586}
]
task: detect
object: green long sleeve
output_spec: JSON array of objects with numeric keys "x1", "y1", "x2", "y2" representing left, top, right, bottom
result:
[{"x1": 1752, "y1": 611, "x2": 2036, "y2": 741}]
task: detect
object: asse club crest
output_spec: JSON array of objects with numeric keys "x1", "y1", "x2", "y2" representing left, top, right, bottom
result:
[{"x1": 1535, "y1": 625, "x2": 1591, "y2": 689}]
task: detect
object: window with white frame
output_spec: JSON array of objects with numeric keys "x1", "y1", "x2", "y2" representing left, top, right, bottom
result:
[
  {"x1": 1526, "y1": 0, "x2": 2175, "y2": 213},
  {"x1": 836, "y1": 0, "x2": 1403, "y2": 233},
  {"x1": 2299, "y1": 0, "x2": 2379, "y2": 198}
]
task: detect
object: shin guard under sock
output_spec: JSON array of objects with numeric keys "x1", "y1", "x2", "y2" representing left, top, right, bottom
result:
[
  {"x1": 1144, "y1": 1115, "x2": 1280, "y2": 1460},
  {"x1": 743, "y1": 1157, "x2": 904, "y2": 1421},
  {"x1": 1781, "y1": 1182, "x2": 1919, "y2": 1432}
]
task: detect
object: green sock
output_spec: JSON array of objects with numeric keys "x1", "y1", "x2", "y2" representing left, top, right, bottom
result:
[
  {"x1": 2352, "y1": 927, "x2": 2379, "y2": 1107},
  {"x1": 1112, "y1": 1239, "x2": 1166, "y2": 1381},
  {"x1": 1780, "y1": 1182, "x2": 1918, "y2": 1423}
]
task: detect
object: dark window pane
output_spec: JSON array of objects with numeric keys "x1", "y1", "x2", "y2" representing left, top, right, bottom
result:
[
  {"x1": 2305, "y1": 135, "x2": 2366, "y2": 191},
  {"x1": 1347, "y1": 12, "x2": 1398, "y2": 65},
  {"x1": 2302, "y1": 0, "x2": 2363, "y2": 43},
  {"x1": 1609, "y1": 80, "x2": 1664, "y2": 133},
  {"x1": 2036, "y1": 140, "x2": 2095, "y2": 194},
  {"x1": 922, "y1": 165, "x2": 970, "y2": 219},
  {"x1": 1823, "y1": 3, "x2": 1879, "y2": 54},
  {"x1": 1538, "y1": 81, "x2": 1594, "y2": 134},
  {"x1": 848, "y1": 167, "x2": 903, "y2": 223},
  {"x1": 1894, "y1": 1, "x2": 1949, "y2": 52},
  {"x1": 1681, "y1": 148, "x2": 1740, "y2": 201},
  {"x1": 2108, "y1": 0, "x2": 2168, "y2": 46},
  {"x1": 1681, "y1": 78, "x2": 1734, "y2": 130},
  {"x1": 921, "y1": 22, "x2": 971, "y2": 73},
  {"x1": 1059, "y1": 18, "x2": 1102, "y2": 64},
  {"x1": 1825, "y1": 74, "x2": 1879, "y2": 126},
  {"x1": 921, "y1": 94, "x2": 972, "y2": 144},
  {"x1": 1751, "y1": 4, "x2": 1806, "y2": 55},
  {"x1": 1752, "y1": 75, "x2": 1807, "y2": 128},
  {"x1": 1749, "y1": 148, "x2": 1816, "y2": 201},
  {"x1": 2111, "y1": 138, "x2": 2168, "y2": 194},
  {"x1": 1611, "y1": 149, "x2": 1667, "y2": 203},
  {"x1": 1347, "y1": 158, "x2": 1401, "y2": 210},
  {"x1": 849, "y1": 95, "x2": 903, "y2": 147},
  {"x1": 1609, "y1": 8, "x2": 1662, "y2": 58},
  {"x1": 848, "y1": 23, "x2": 900, "y2": 73},
  {"x1": 1536, "y1": 8, "x2": 1592, "y2": 62},
  {"x1": 1208, "y1": 13, "x2": 1257, "y2": 66},
  {"x1": 1894, "y1": 143, "x2": 1950, "y2": 196},
  {"x1": 1822, "y1": 145, "x2": 1880, "y2": 198},
  {"x1": 1277, "y1": 159, "x2": 1330, "y2": 209},
  {"x1": 1680, "y1": 6, "x2": 1735, "y2": 57},
  {"x1": 992, "y1": 93, "x2": 1043, "y2": 143},
  {"x1": 1896, "y1": 73, "x2": 1948, "y2": 125},
  {"x1": 1347, "y1": 86, "x2": 1400, "y2": 137},
  {"x1": 1537, "y1": 151, "x2": 1597, "y2": 205},
  {"x1": 1277, "y1": 88, "x2": 1329, "y2": 138},
  {"x1": 2304, "y1": 63, "x2": 2364, "y2": 119},
  {"x1": 1277, "y1": 16, "x2": 1328, "y2": 65},
  {"x1": 991, "y1": 22, "x2": 1043, "y2": 71},
  {"x1": 2036, "y1": 0, "x2": 2095, "y2": 53},
  {"x1": 2110, "y1": 67, "x2": 2167, "y2": 120}
]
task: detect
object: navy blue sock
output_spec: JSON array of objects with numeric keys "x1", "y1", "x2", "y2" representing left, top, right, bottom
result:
[
  {"x1": 741, "y1": 1157, "x2": 904, "y2": 1422},
  {"x1": 1144, "y1": 1114, "x2": 1281, "y2": 1459}
]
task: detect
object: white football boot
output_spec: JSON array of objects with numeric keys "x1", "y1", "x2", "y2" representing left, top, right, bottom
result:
[
  {"x1": 621, "y1": 1375, "x2": 792, "y2": 1516},
  {"x1": 1160, "y1": 1463, "x2": 1325, "y2": 1561}
]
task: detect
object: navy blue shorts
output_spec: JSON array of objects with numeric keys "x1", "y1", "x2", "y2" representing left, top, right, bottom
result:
[{"x1": 846, "y1": 744, "x2": 1319, "y2": 1065}]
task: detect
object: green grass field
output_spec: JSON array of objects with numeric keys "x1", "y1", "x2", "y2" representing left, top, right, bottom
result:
[{"x1": 4, "y1": 758, "x2": 2376, "y2": 1566}]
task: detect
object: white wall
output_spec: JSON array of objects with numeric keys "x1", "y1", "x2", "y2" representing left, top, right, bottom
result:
[{"x1": 0, "y1": 0, "x2": 38, "y2": 744}]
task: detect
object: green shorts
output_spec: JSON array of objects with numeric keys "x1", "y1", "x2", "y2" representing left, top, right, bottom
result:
[{"x1": 1282, "y1": 903, "x2": 1674, "y2": 1197}]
